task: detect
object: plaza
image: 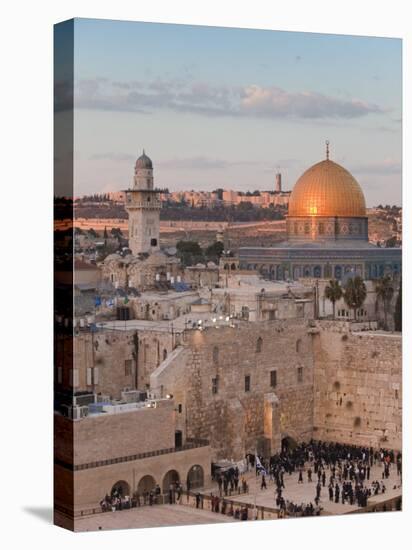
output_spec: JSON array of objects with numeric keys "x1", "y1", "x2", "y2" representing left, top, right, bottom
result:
[{"x1": 201, "y1": 460, "x2": 402, "y2": 516}]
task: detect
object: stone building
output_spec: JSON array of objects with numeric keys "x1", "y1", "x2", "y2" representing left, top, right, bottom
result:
[
  {"x1": 100, "y1": 152, "x2": 182, "y2": 291},
  {"x1": 125, "y1": 150, "x2": 161, "y2": 256},
  {"x1": 150, "y1": 318, "x2": 402, "y2": 461},
  {"x1": 237, "y1": 144, "x2": 401, "y2": 281},
  {"x1": 54, "y1": 397, "x2": 211, "y2": 516}
]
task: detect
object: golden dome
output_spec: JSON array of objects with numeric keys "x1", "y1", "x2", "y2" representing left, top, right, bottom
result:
[{"x1": 288, "y1": 159, "x2": 366, "y2": 217}]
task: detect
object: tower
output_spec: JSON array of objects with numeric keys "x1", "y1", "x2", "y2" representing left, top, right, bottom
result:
[
  {"x1": 125, "y1": 150, "x2": 161, "y2": 255},
  {"x1": 275, "y1": 172, "x2": 282, "y2": 193}
]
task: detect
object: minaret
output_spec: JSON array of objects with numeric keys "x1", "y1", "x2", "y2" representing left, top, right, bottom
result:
[
  {"x1": 125, "y1": 150, "x2": 161, "y2": 255},
  {"x1": 275, "y1": 172, "x2": 282, "y2": 193}
]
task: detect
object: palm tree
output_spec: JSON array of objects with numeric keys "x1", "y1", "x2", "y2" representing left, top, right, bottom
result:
[
  {"x1": 375, "y1": 276, "x2": 394, "y2": 330},
  {"x1": 324, "y1": 279, "x2": 343, "y2": 319},
  {"x1": 343, "y1": 276, "x2": 367, "y2": 321}
]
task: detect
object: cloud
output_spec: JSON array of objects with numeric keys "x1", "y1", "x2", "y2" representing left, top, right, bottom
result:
[
  {"x1": 350, "y1": 158, "x2": 401, "y2": 175},
  {"x1": 74, "y1": 78, "x2": 385, "y2": 120},
  {"x1": 157, "y1": 157, "x2": 261, "y2": 171},
  {"x1": 239, "y1": 85, "x2": 384, "y2": 119}
]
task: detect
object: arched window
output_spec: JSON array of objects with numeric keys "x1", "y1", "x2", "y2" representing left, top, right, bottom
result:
[
  {"x1": 256, "y1": 337, "x2": 263, "y2": 353},
  {"x1": 213, "y1": 346, "x2": 219, "y2": 364}
]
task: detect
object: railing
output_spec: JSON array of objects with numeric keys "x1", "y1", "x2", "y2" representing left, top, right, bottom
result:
[
  {"x1": 55, "y1": 490, "x2": 280, "y2": 521},
  {"x1": 55, "y1": 439, "x2": 209, "y2": 472}
]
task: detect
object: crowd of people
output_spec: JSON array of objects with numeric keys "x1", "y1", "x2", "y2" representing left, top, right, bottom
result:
[
  {"x1": 244, "y1": 440, "x2": 401, "y2": 514},
  {"x1": 100, "y1": 480, "x2": 185, "y2": 512},
  {"x1": 213, "y1": 465, "x2": 250, "y2": 497},
  {"x1": 99, "y1": 440, "x2": 401, "y2": 518},
  {"x1": 207, "y1": 494, "x2": 250, "y2": 520}
]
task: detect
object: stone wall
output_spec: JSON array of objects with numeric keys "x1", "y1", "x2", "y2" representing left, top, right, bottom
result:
[
  {"x1": 312, "y1": 322, "x2": 402, "y2": 450},
  {"x1": 55, "y1": 399, "x2": 175, "y2": 466},
  {"x1": 57, "y1": 328, "x2": 175, "y2": 398},
  {"x1": 68, "y1": 444, "x2": 211, "y2": 510},
  {"x1": 151, "y1": 320, "x2": 315, "y2": 461}
]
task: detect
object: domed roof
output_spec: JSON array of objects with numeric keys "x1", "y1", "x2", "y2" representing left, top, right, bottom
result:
[
  {"x1": 288, "y1": 158, "x2": 366, "y2": 217},
  {"x1": 135, "y1": 150, "x2": 153, "y2": 169}
]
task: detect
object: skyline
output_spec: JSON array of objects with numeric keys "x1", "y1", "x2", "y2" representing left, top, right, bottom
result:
[{"x1": 71, "y1": 19, "x2": 402, "y2": 206}]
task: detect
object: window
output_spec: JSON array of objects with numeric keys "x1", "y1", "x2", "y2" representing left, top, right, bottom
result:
[
  {"x1": 296, "y1": 339, "x2": 302, "y2": 353},
  {"x1": 213, "y1": 346, "x2": 219, "y2": 365},
  {"x1": 178, "y1": 404, "x2": 183, "y2": 413},
  {"x1": 245, "y1": 375, "x2": 251, "y2": 392},
  {"x1": 256, "y1": 337, "x2": 263, "y2": 353},
  {"x1": 297, "y1": 367, "x2": 303, "y2": 383},
  {"x1": 270, "y1": 370, "x2": 277, "y2": 388},
  {"x1": 125, "y1": 359, "x2": 132, "y2": 376},
  {"x1": 212, "y1": 376, "x2": 219, "y2": 394},
  {"x1": 150, "y1": 238, "x2": 158, "y2": 246},
  {"x1": 93, "y1": 367, "x2": 99, "y2": 385},
  {"x1": 163, "y1": 349, "x2": 167, "y2": 361}
]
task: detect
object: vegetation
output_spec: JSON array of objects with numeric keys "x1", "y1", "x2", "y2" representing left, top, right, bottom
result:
[
  {"x1": 176, "y1": 240, "x2": 224, "y2": 267},
  {"x1": 375, "y1": 276, "x2": 395, "y2": 330},
  {"x1": 343, "y1": 276, "x2": 367, "y2": 321},
  {"x1": 324, "y1": 279, "x2": 343, "y2": 319}
]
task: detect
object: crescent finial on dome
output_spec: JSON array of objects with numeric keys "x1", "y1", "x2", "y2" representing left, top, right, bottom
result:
[{"x1": 326, "y1": 140, "x2": 330, "y2": 160}]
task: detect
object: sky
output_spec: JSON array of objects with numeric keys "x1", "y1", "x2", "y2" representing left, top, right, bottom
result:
[{"x1": 69, "y1": 18, "x2": 402, "y2": 205}]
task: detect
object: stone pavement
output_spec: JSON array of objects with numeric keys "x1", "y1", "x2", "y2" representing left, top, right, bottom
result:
[
  {"x1": 72, "y1": 504, "x2": 236, "y2": 532},
  {"x1": 201, "y1": 461, "x2": 402, "y2": 516}
]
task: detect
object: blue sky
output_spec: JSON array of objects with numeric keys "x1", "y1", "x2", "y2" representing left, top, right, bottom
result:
[{"x1": 71, "y1": 18, "x2": 402, "y2": 205}]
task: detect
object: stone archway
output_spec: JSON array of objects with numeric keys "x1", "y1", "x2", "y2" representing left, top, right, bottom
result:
[
  {"x1": 137, "y1": 475, "x2": 156, "y2": 494},
  {"x1": 111, "y1": 480, "x2": 130, "y2": 497},
  {"x1": 162, "y1": 469, "x2": 180, "y2": 493},
  {"x1": 187, "y1": 465, "x2": 204, "y2": 490}
]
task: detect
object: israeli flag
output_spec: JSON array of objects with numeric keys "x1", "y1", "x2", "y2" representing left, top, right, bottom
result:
[{"x1": 255, "y1": 455, "x2": 267, "y2": 476}]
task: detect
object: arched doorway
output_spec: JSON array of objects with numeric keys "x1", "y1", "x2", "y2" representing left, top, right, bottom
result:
[
  {"x1": 137, "y1": 475, "x2": 156, "y2": 494},
  {"x1": 187, "y1": 465, "x2": 204, "y2": 489},
  {"x1": 111, "y1": 480, "x2": 130, "y2": 497},
  {"x1": 162, "y1": 470, "x2": 180, "y2": 493},
  {"x1": 281, "y1": 436, "x2": 298, "y2": 453}
]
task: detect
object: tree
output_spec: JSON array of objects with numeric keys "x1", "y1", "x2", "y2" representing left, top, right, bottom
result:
[
  {"x1": 324, "y1": 279, "x2": 343, "y2": 319},
  {"x1": 375, "y1": 276, "x2": 394, "y2": 330},
  {"x1": 394, "y1": 278, "x2": 402, "y2": 332},
  {"x1": 385, "y1": 236, "x2": 397, "y2": 248},
  {"x1": 176, "y1": 240, "x2": 204, "y2": 267},
  {"x1": 343, "y1": 276, "x2": 367, "y2": 321},
  {"x1": 87, "y1": 227, "x2": 97, "y2": 238},
  {"x1": 205, "y1": 241, "x2": 224, "y2": 262}
]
